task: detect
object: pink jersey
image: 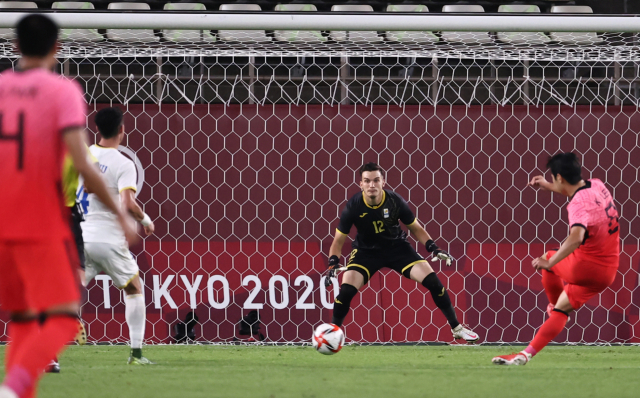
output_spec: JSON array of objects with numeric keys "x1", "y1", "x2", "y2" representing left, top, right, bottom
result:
[
  {"x1": 567, "y1": 178, "x2": 620, "y2": 268},
  {"x1": 0, "y1": 68, "x2": 86, "y2": 240}
]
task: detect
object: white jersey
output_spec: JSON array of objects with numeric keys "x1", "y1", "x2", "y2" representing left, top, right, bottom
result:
[{"x1": 80, "y1": 145, "x2": 137, "y2": 245}]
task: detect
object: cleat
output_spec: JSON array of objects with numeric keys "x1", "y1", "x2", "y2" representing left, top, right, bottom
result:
[
  {"x1": 452, "y1": 324, "x2": 479, "y2": 343},
  {"x1": 492, "y1": 351, "x2": 531, "y2": 366},
  {"x1": 128, "y1": 356, "x2": 156, "y2": 365},
  {"x1": 45, "y1": 360, "x2": 60, "y2": 373},
  {"x1": 75, "y1": 320, "x2": 87, "y2": 345}
]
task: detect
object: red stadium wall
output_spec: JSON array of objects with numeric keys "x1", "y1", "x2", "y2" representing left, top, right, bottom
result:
[{"x1": 2, "y1": 105, "x2": 638, "y2": 344}]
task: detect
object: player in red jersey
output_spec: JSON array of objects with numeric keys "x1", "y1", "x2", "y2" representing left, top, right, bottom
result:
[
  {"x1": 0, "y1": 15, "x2": 137, "y2": 398},
  {"x1": 493, "y1": 153, "x2": 620, "y2": 365}
]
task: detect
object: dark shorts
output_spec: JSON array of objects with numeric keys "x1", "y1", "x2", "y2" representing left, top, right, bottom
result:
[
  {"x1": 346, "y1": 241, "x2": 425, "y2": 284},
  {"x1": 70, "y1": 204, "x2": 85, "y2": 269}
]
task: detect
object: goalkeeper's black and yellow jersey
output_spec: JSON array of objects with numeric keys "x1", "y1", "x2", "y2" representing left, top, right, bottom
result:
[
  {"x1": 336, "y1": 189, "x2": 417, "y2": 250},
  {"x1": 61, "y1": 145, "x2": 98, "y2": 207}
]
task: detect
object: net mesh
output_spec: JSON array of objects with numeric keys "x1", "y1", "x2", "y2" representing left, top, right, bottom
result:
[{"x1": 1, "y1": 26, "x2": 639, "y2": 344}]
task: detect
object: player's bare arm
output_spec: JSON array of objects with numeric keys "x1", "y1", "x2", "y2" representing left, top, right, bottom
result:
[
  {"x1": 121, "y1": 189, "x2": 155, "y2": 236},
  {"x1": 528, "y1": 175, "x2": 558, "y2": 193},
  {"x1": 63, "y1": 128, "x2": 138, "y2": 245},
  {"x1": 532, "y1": 226, "x2": 585, "y2": 270}
]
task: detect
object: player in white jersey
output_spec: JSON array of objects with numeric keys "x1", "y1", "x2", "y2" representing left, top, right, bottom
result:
[{"x1": 80, "y1": 107, "x2": 155, "y2": 365}]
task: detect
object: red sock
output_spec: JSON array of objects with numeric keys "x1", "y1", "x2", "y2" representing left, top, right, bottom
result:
[
  {"x1": 527, "y1": 310, "x2": 568, "y2": 355},
  {"x1": 5, "y1": 320, "x2": 39, "y2": 373},
  {"x1": 542, "y1": 270, "x2": 564, "y2": 305},
  {"x1": 5, "y1": 316, "x2": 77, "y2": 397}
]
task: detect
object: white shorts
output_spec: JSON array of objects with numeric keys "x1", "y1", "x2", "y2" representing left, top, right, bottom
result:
[{"x1": 84, "y1": 242, "x2": 139, "y2": 289}]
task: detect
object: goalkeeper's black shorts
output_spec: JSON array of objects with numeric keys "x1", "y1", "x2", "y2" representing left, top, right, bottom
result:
[
  {"x1": 346, "y1": 241, "x2": 424, "y2": 284},
  {"x1": 69, "y1": 203, "x2": 86, "y2": 270}
]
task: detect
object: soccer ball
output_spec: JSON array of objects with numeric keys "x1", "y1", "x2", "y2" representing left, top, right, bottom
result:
[{"x1": 312, "y1": 323, "x2": 345, "y2": 355}]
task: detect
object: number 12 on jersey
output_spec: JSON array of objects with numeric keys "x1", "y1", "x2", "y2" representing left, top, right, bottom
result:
[{"x1": 373, "y1": 220, "x2": 385, "y2": 233}]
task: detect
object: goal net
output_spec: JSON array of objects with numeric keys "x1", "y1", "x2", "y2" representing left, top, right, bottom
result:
[{"x1": 0, "y1": 11, "x2": 638, "y2": 345}]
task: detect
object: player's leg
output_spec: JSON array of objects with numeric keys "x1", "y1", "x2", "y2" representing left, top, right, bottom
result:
[
  {"x1": 492, "y1": 292, "x2": 573, "y2": 366},
  {"x1": 0, "y1": 241, "x2": 80, "y2": 397},
  {"x1": 122, "y1": 275, "x2": 153, "y2": 364},
  {"x1": 493, "y1": 259, "x2": 617, "y2": 365},
  {"x1": 407, "y1": 261, "x2": 478, "y2": 342},
  {"x1": 331, "y1": 249, "x2": 379, "y2": 328},
  {"x1": 540, "y1": 251, "x2": 566, "y2": 315},
  {"x1": 0, "y1": 242, "x2": 38, "y2": 398},
  {"x1": 331, "y1": 270, "x2": 364, "y2": 327}
]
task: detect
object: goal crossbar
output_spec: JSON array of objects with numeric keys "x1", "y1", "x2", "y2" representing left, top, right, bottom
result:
[{"x1": 0, "y1": 12, "x2": 639, "y2": 32}]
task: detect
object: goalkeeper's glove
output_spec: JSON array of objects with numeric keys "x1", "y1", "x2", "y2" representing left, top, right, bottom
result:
[
  {"x1": 325, "y1": 255, "x2": 341, "y2": 287},
  {"x1": 425, "y1": 239, "x2": 455, "y2": 266}
]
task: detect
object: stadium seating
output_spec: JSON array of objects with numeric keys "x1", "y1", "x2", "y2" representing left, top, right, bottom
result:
[
  {"x1": 496, "y1": 4, "x2": 550, "y2": 45},
  {"x1": 330, "y1": 5, "x2": 382, "y2": 43},
  {"x1": 550, "y1": 5, "x2": 601, "y2": 44},
  {"x1": 0, "y1": 2, "x2": 36, "y2": 40},
  {"x1": 217, "y1": 4, "x2": 269, "y2": 42},
  {"x1": 274, "y1": 4, "x2": 326, "y2": 43},
  {"x1": 163, "y1": 3, "x2": 214, "y2": 42},
  {"x1": 385, "y1": 5, "x2": 438, "y2": 43},
  {"x1": 107, "y1": 2, "x2": 159, "y2": 42},
  {"x1": 52, "y1": 2, "x2": 103, "y2": 42},
  {"x1": 440, "y1": 5, "x2": 492, "y2": 44}
]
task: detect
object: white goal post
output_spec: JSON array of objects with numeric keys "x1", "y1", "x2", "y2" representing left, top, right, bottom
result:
[{"x1": 0, "y1": 11, "x2": 639, "y2": 32}]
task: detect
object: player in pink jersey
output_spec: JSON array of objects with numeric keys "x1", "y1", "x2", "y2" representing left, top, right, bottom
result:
[
  {"x1": 0, "y1": 15, "x2": 137, "y2": 398},
  {"x1": 492, "y1": 153, "x2": 620, "y2": 365}
]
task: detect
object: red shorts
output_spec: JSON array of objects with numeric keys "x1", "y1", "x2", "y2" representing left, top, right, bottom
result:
[
  {"x1": 546, "y1": 250, "x2": 618, "y2": 310},
  {"x1": 0, "y1": 239, "x2": 80, "y2": 312}
]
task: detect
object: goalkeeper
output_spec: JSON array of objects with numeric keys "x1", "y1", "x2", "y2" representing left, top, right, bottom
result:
[{"x1": 326, "y1": 163, "x2": 479, "y2": 342}]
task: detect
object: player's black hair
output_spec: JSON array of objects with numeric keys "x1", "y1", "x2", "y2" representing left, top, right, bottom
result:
[
  {"x1": 546, "y1": 152, "x2": 583, "y2": 185},
  {"x1": 359, "y1": 162, "x2": 385, "y2": 178},
  {"x1": 16, "y1": 14, "x2": 59, "y2": 57},
  {"x1": 95, "y1": 107, "x2": 124, "y2": 139}
]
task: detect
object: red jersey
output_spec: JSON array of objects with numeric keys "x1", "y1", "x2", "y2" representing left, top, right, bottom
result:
[
  {"x1": 567, "y1": 178, "x2": 620, "y2": 268},
  {"x1": 0, "y1": 68, "x2": 86, "y2": 240}
]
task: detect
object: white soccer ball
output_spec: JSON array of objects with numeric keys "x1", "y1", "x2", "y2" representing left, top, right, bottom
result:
[{"x1": 312, "y1": 323, "x2": 345, "y2": 355}]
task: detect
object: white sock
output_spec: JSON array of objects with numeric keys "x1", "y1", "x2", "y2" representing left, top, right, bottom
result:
[
  {"x1": 125, "y1": 294, "x2": 146, "y2": 349},
  {"x1": 0, "y1": 386, "x2": 19, "y2": 398}
]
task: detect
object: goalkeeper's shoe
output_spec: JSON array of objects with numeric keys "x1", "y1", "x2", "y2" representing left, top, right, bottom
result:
[
  {"x1": 75, "y1": 320, "x2": 87, "y2": 345},
  {"x1": 45, "y1": 359, "x2": 60, "y2": 373},
  {"x1": 451, "y1": 324, "x2": 479, "y2": 343},
  {"x1": 492, "y1": 351, "x2": 531, "y2": 366},
  {"x1": 127, "y1": 356, "x2": 156, "y2": 365}
]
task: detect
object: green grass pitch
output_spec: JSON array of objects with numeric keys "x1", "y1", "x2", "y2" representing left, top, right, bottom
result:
[{"x1": 1, "y1": 345, "x2": 639, "y2": 398}]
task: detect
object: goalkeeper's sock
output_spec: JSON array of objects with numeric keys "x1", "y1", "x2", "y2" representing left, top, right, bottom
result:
[
  {"x1": 331, "y1": 284, "x2": 358, "y2": 327},
  {"x1": 421, "y1": 273, "x2": 460, "y2": 329},
  {"x1": 527, "y1": 308, "x2": 569, "y2": 355},
  {"x1": 125, "y1": 294, "x2": 146, "y2": 350},
  {"x1": 541, "y1": 270, "x2": 564, "y2": 305}
]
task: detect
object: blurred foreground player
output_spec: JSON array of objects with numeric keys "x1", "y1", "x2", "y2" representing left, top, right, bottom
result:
[
  {"x1": 326, "y1": 163, "x2": 479, "y2": 342},
  {"x1": 0, "y1": 15, "x2": 137, "y2": 398},
  {"x1": 493, "y1": 153, "x2": 620, "y2": 365},
  {"x1": 44, "y1": 144, "x2": 97, "y2": 373}
]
